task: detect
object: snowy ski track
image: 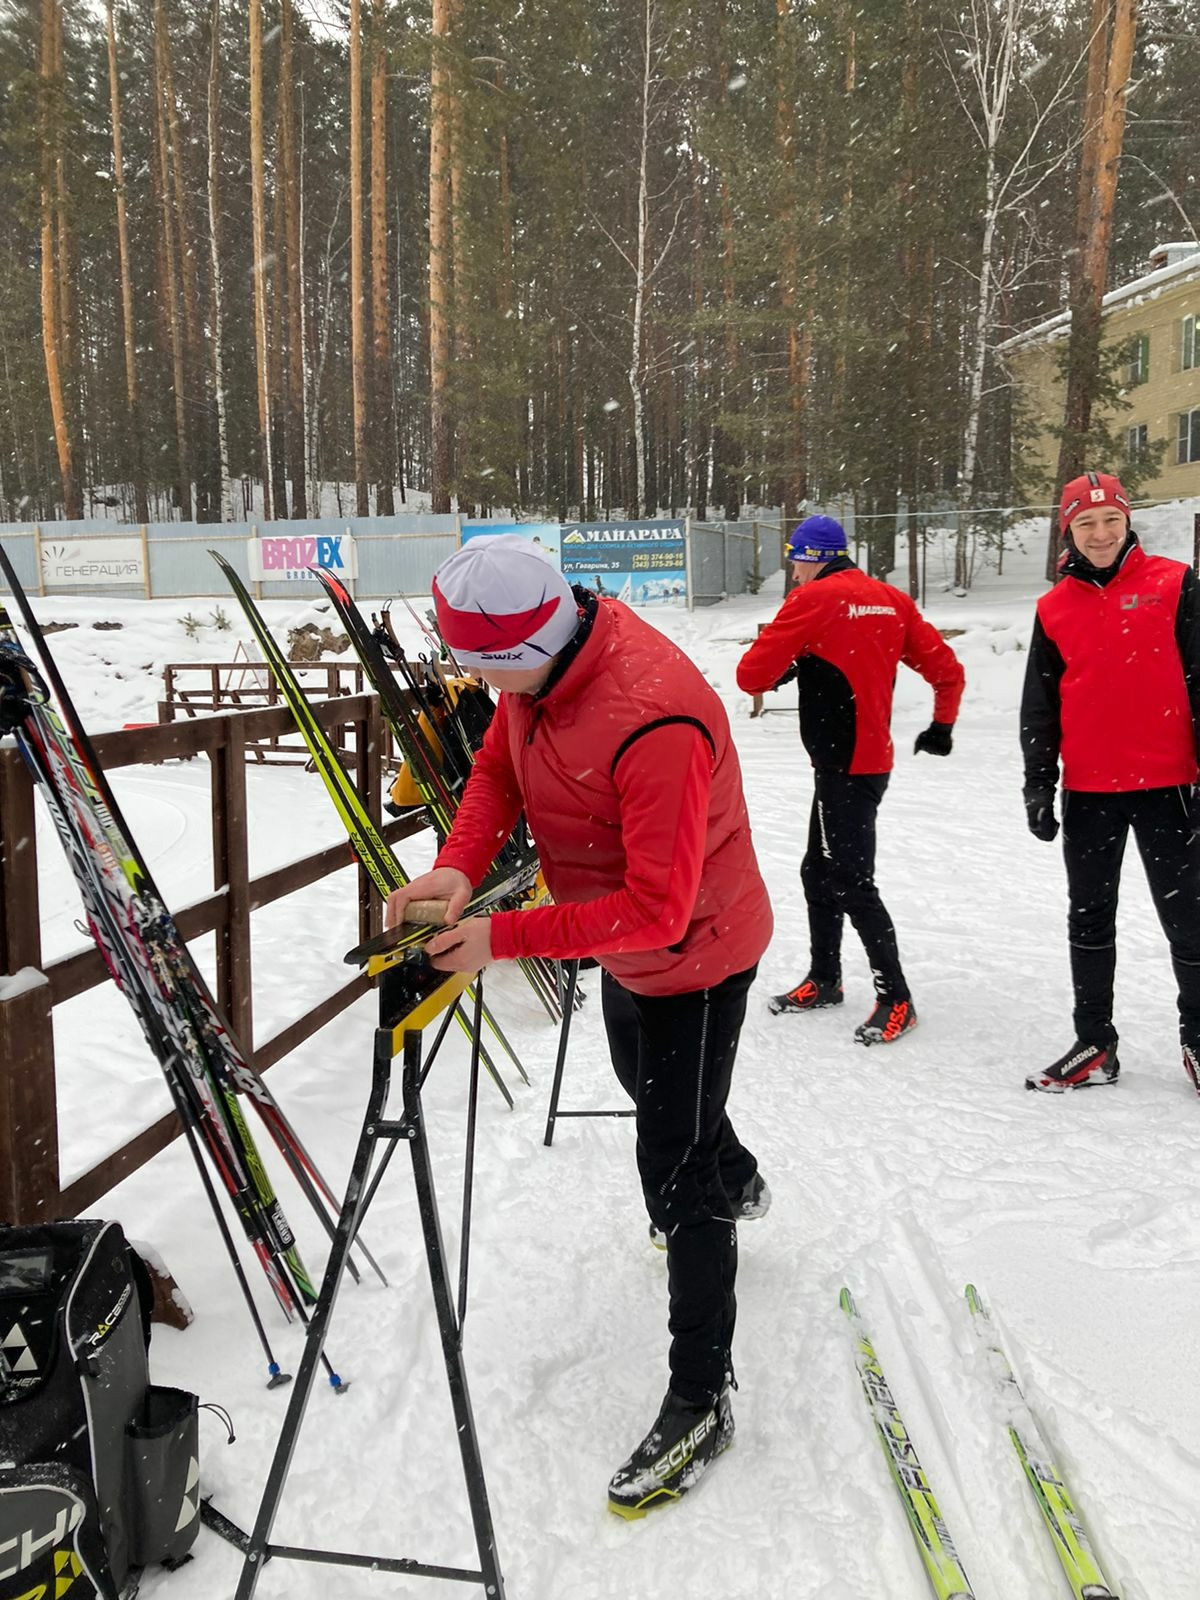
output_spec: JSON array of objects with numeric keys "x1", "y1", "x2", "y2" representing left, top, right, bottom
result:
[{"x1": 17, "y1": 514, "x2": 1200, "y2": 1599}]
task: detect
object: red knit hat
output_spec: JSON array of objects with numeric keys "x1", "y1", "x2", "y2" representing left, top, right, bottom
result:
[
  {"x1": 1059, "y1": 471, "x2": 1131, "y2": 535},
  {"x1": 433, "y1": 535, "x2": 580, "y2": 671}
]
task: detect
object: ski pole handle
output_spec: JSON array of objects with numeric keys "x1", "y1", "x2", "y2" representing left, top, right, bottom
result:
[{"x1": 403, "y1": 898, "x2": 451, "y2": 926}]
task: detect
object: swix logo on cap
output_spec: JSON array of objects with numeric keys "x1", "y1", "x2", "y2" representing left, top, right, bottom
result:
[{"x1": 1090, "y1": 488, "x2": 1105, "y2": 502}]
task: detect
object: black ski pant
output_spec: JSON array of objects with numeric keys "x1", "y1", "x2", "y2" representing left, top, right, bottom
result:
[
  {"x1": 1062, "y1": 785, "x2": 1200, "y2": 1045},
  {"x1": 601, "y1": 963, "x2": 760, "y2": 1408},
  {"x1": 800, "y1": 770, "x2": 909, "y2": 1000}
]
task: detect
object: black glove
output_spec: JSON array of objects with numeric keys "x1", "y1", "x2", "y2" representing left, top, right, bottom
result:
[
  {"x1": 913, "y1": 721, "x2": 954, "y2": 757},
  {"x1": 773, "y1": 662, "x2": 800, "y2": 690},
  {"x1": 1024, "y1": 787, "x2": 1059, "y2": 842}
]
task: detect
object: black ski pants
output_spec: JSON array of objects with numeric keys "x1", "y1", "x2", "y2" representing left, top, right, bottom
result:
[
  {"x1": 1062, "y1": 785, "x2": 1200, "y2": 1045},
  {"x1": 801, "y1": 770, "x2": 909, "y2": 999},
  {"x1": 601, "y1": 963, "x2": 760, "y2": 1408}
]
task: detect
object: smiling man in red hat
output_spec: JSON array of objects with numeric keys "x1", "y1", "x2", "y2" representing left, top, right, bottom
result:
[
  {"x1": 386, "y1": 533, "x2": 772, "y2": 1518},
  {"x1": 1022, "y1": 471, "x2": 1200, "y2": 1092}
]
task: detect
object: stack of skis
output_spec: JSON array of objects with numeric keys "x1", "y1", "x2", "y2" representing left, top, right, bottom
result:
[
  {"x1": 0, "y1": 545, "x2": 380, "y2": 1390},
  {"x1": 211, "y1": 553, "x2": 576, "y2": 1042},
  {"x1": 841, "y1": 1284, "x2": 1119, "y2": 1599}
]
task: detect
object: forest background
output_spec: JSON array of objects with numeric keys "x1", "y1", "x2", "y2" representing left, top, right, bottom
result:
[{"x1": 1, "y1": 0, "x2": 1197, "y2": 583}]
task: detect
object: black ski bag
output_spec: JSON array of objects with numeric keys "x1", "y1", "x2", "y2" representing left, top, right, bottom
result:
[{"x1": 0, "y1": 1219, "x2": 200, "y2": 1599}]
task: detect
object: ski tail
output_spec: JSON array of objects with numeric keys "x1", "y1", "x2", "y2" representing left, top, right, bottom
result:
[
  {"x1": 840, "y1": 1287, "x2": 976, "y2": 1600},
  {"x1": 964, "y1": 1286, "x2": 1119, "y2": 1600}
]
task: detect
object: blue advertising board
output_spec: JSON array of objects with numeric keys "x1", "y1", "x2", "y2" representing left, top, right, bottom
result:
[{"x1": 559, "y1": 520, "x2": 686, "y2": 605}]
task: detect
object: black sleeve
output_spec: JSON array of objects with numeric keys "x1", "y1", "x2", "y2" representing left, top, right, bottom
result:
[
  {"x1": 1020, "y1": 614, "x2": 1064, "y2": 792},
  {"x1": 1174, "y1": 566, "x2": 1200, "y2": 759}
]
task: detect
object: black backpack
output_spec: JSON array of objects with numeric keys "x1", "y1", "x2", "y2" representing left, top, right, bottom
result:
[{"x1": 0, "y1": 1220, "x2": 200, "y2": 1599}]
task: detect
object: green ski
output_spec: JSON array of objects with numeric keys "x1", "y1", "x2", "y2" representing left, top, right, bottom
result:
[
  {"x1": 210, "y1": 551, "x2": 525, "y2": 1102},
  {"x1": 965, "y1": 1285, "x2": 1118, "y2": 1599},
  {"x1": 840, "y1": 1287, "x2": 976, "y2": 1599}
]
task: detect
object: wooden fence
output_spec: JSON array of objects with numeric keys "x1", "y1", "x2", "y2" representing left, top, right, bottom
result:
[{"x1": 0, "y1": 694, "x2": 426, "y2": 1223}]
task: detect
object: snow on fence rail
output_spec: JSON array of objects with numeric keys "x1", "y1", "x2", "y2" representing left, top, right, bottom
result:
[{"x1": 0, "y1": 694, "x2": 428, "y2": 1223}]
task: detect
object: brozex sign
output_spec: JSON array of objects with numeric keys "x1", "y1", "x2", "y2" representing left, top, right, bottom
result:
[{"x1": 248, "y1": 532, "x2": 357, "y2": 581}]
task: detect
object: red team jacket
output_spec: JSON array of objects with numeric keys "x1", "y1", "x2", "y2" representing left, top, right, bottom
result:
[
  {"x1": 736, "y1": 560, "x2": 965, "y2": 772},
  {"x1": 1022, "y1": 541, "x2": 1200, "y2": 793},
  {"x1": 435, "y1": 597, "x2": 773, "y2": 996}
]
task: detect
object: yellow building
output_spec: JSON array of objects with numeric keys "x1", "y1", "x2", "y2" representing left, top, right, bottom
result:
[{"x1": 1000, "y1": 242, "x2": 1200, "y2": 501}]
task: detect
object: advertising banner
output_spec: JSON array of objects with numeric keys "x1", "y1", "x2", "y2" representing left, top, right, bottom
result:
[
  {"x1": 461, "y1": 522, "x2": 562, "y2": 567},
  {"x1": 39, "y1": 537, "x2": 145, "y2": 588},
  {"x1": 248, "y1": 530, "x2": 357, "y2": 581},
  {"x1": 560, "y1": 520, "x2": 687, "y2": 605}
]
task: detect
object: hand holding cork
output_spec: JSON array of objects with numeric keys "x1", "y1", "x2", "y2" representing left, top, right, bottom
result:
[{"x1": 385, "y1": 867, "x2": 473, "y2": 932}]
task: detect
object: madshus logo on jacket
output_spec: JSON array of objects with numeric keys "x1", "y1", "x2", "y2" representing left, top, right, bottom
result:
[{"x1": 848, "y1": 603, "x2": 896, "y2": 619}]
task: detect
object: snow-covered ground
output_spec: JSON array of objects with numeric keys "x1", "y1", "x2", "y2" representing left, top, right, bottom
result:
[{"x1": 8, "y1": 502, "x2": 1200, "y2": 1600}]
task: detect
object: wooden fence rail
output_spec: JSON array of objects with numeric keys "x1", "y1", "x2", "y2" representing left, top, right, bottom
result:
[{"x1": 0, "y1": 694, "x2": 426, "y2": 1223}]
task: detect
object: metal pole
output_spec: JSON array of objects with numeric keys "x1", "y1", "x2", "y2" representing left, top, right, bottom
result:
[{"x1": 542, "y1": 960, "x2": 580, "y2": 1147}]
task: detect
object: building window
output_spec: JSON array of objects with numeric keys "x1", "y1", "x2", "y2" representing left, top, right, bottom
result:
[
  {"x1": 1127, "y1": 423, "x2": 1148, "y2": 462},
  {"x1": 1184, "y1": 314, "x2": 1198, "y2": 372},
  {"x1": 1125, "y1": 332, "x2": 1150, "y2": 384},
  {"x1": 1178, "y1": 408, "x2": 1200, "y2": 465}
]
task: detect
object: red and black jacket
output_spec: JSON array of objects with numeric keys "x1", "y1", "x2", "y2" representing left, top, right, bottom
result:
[
  {"x1": 1021, "y1": 534, "x2": 1200, "y2": 793},
  {"x1": 736, "y1": 558, "x2": 965, "y2": 773}
]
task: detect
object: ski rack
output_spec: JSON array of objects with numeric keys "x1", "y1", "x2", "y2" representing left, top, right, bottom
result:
[
  {"x1": 541, "y1": 961, "x2": 635, "y2": 1146},
  {"x1": 231, "y1": 948, "x2": 506, "y2": 1599}
]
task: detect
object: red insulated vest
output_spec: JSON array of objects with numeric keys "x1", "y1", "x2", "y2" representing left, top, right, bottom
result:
[
  {"x1": 435, "y1": 599, "x2": 773, "y2": 995},
  {"x1": 1036, "y1": 545, "x2": 1197, "y2": 792}
]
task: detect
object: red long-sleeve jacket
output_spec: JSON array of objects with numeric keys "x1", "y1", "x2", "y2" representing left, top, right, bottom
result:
[
  {"x1": 435, "y1": 597, "x2": 772, "y2": 996},
  {"x1": 736, "y1": 559, "x2": 965, "y2": 773}
]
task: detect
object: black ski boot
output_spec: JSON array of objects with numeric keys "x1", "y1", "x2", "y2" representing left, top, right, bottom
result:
[
  {"x1": 1183, "y1": 1038, "x2": 1200, "y2": 1096},
  {"x1": 854, "y1": 996, "x2": 917, "y2": 1046},
  {"x1": 648, "y1": 1171, "x2": 772, "y2": 1250},
  {"x1": 1025, "y1": 1035, "x2": 1119, "y2": 1092},
  {"x1": 607, "y1": 1387, "x2": 734, "y2": 1519},
  {"x1": 768, "y1": 975, "x2": 844, "y2": 1014}
]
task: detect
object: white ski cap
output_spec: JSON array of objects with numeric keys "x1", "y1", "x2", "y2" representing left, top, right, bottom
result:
[{"x1": 432, "y1": 535, "x2": 580, "y2": 671}]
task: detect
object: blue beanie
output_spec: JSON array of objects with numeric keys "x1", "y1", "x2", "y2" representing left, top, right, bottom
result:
[{"x1": 787, "y1": 515, "x2": 847, "y2": 563}]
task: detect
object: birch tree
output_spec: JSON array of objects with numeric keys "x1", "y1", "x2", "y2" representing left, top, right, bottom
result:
[
  {"x1": 349, "y1": 0, "x2": 369, "y2": 515},
  {"x1": 249, "y1": 0, "x2": 274, "y2": 518},
  {"x1": 942, "y1": 0, "x2": 1081, "y2": 588}
]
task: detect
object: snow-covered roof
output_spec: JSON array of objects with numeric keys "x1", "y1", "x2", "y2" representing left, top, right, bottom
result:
[{"x1": 998, "y1": 247, "x2": 1200, "y2": 356}]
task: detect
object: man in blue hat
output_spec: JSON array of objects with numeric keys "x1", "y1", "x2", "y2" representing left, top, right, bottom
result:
[{"x1": 737, "y1": 515, "x2": 964, "y2": 1043}]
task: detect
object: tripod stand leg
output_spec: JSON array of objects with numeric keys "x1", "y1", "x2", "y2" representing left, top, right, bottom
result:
[
  {"x1": 541, "y1": 959, "x2": 580, "y2": 1147},
  {"x1": 235, "y1": 1031, "x2": 392, "y2": 1599},
  {"x1": 403, "y1": 1032, "x2": 506, "y2": 1598}
]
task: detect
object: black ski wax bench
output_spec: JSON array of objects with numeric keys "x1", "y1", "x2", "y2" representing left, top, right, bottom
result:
[{"x1": 221, "y1": 908, "x2": 506, "y2": 1600}]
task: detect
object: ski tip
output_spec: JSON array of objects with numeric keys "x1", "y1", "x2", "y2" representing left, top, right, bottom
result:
[
  {"x1": 964, "y1": 1283, "x2": 984, "y2": 1314},
  {"x1": 838, "y1": 1286, "x2": 857, "y2": 1316}
]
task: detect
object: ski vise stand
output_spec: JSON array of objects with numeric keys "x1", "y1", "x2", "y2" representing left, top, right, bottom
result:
[{"x1": 233, "y1": 946, "x2": 506, "y2": 1599}]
